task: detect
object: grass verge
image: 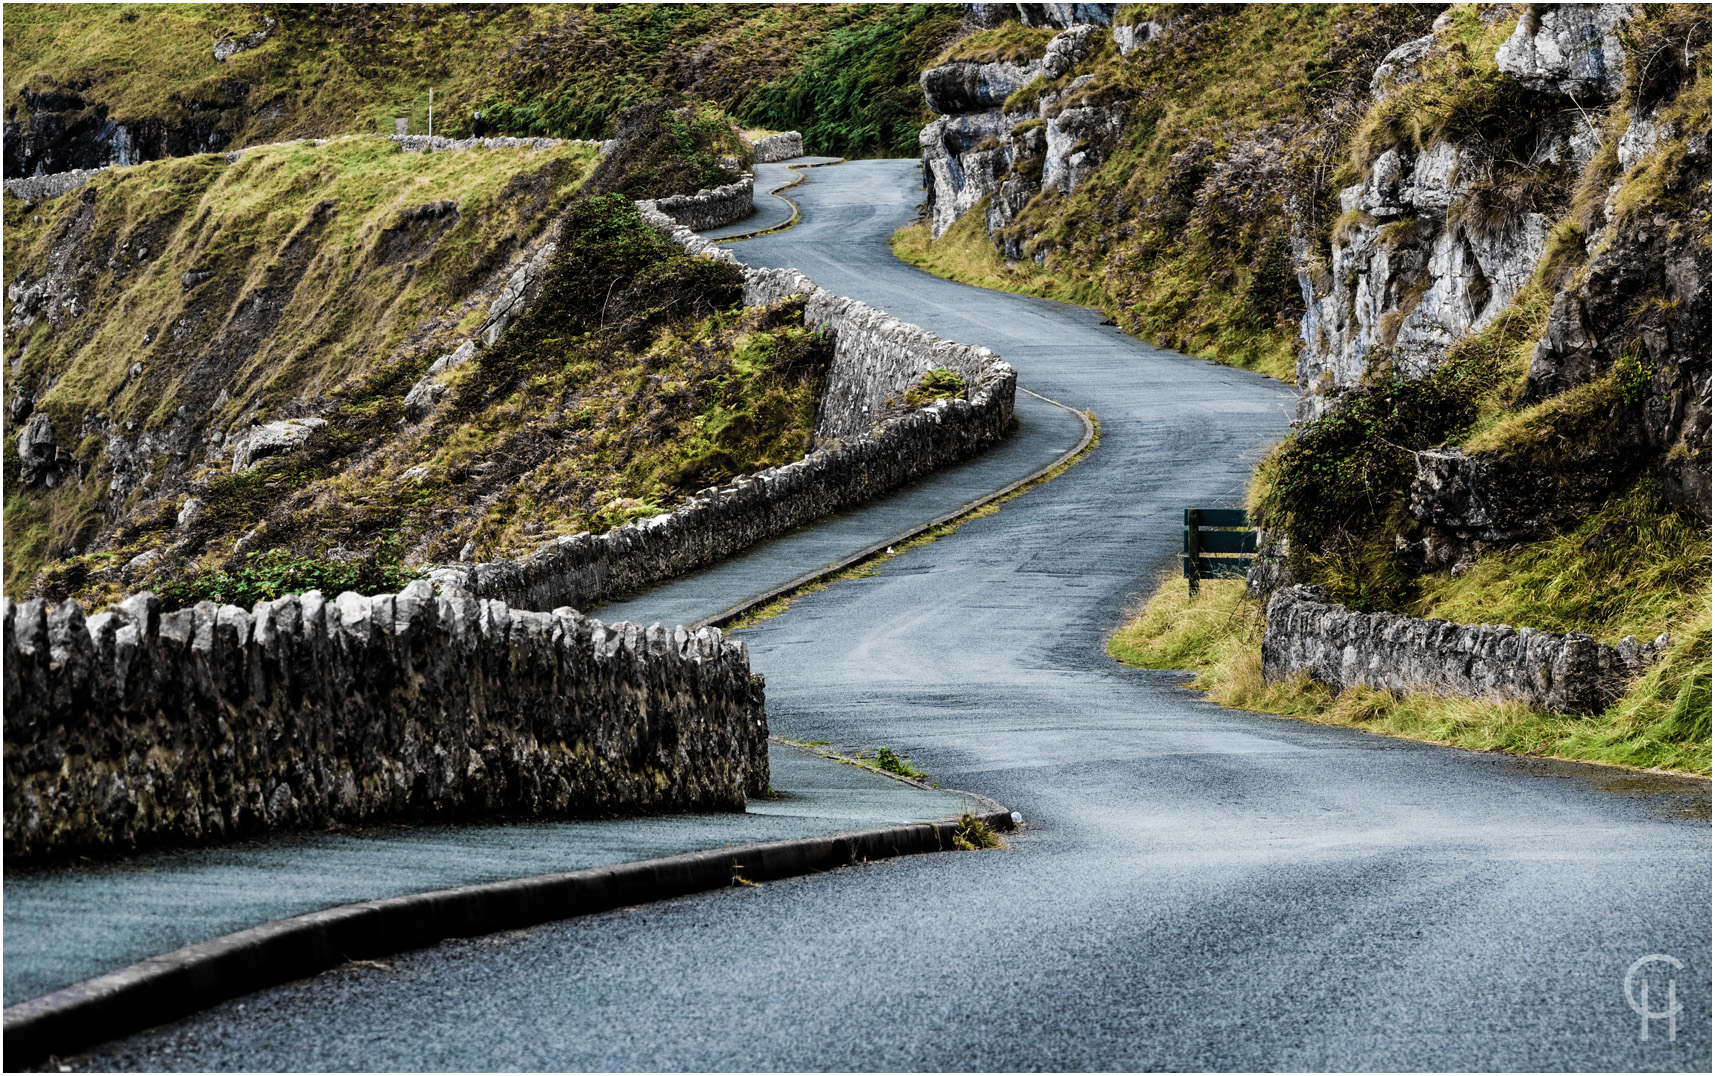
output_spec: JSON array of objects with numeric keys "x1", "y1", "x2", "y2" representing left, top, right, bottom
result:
[
  {"x1": 891, "y1": 214, "x2": 1295, "y2": 382},
  {"x1": 1108, "y1": 575, "x2": 1712, "y2": 777}
]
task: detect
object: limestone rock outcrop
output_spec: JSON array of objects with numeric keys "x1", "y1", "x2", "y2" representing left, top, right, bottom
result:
[
  {"x1": 213, "y1": 15, "x2": 277, "y2": 63},
  {"x1": 17, "y1": 412, "x2": 76, "y2": 489},
  {"x1": 1293, "y1": 4, "x2": 1635, "y2": 419},
  {"x1": 966, "y1": 3, "x2": 1117, "y2": 30},
  {"x1": 919, "y1": 19, "x2": 1122, "y2": 240},
  {"x1": 229, "y1": 418, "x2": 327, "y2": 472},
  {"x1": 1494, "y1": 3, "x2": 1630, "y2": 99}
]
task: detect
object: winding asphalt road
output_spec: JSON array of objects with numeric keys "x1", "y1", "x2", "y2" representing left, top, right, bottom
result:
[{"x1": 72, "y1": 161, "x2": 1710, "y2": 1071}]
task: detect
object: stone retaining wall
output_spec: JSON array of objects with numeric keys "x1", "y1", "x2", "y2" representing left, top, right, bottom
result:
[
  {"x1": 427, "y1": 205, "x2": 1017, "y2": 613},
  {"x1": 748, "y1": 131, "x2": 804, "y2": 163},
  {"x1": 742, "y1": 265, "x2": 1004, "y2": 442},
  {"x1": 2, "y1": 167, "x2": 1014, "y2": 860},
  {"x1": 3, "y1": 580, "x2": 768, "y2": 861},
  {"x1": 1261, "y1": 585, "x2": 1659, "y2": 714},
  {"x1": 638, "y1": 174, "x2": 756, "y2": 232},
  {"x1": 3, "y1": 167, "x2": 107, "y2": 202}
]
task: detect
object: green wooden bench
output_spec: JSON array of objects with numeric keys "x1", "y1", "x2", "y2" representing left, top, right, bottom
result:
[{"x1": 1182, "y1": 508, "x2": 1256, "y2": 592}]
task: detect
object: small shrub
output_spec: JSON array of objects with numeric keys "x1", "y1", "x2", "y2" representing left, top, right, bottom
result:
[
  {"x1": 155, "y1": 544, "x2": 421, "y2": 612},
  {"x1": 581, "y1": 97, "x2": 747, "y2": 200},
  {"x1": 1616, "y1": 345, "x2": 1652, "y2": 405}
]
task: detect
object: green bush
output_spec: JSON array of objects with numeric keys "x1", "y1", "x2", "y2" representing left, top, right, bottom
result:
[
  {"x1": 904, "y1": 367, "x2": 967, "y2": 406},
  {"x1": 1257, "y1": 354, "x2": 1493, "y2": 558},
  {"x1": 452, "y1": 193, "x2": 746, "y2": 414},
  {"x1": 156, "y1": 546, "x2": 421, "y2": 613},
  {"x1": 737, "y1": 5, "x2": 963, "y2": 157}
]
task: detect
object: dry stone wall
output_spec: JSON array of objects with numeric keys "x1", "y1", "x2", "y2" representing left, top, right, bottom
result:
[
  {"x1": 741, "y1": 264, "x2": 1009, "y2": 442},
  {"x1": 2, "y1": 167, "x2": 1017, "y2": 861},
  {"x1": 1261, "y1": 585, "x2": 1660, "y2": 715},
  {"x1": 747, "y1": 131, "x2": 804, "y2": 163},
  {"x1": 2, "y1": 166, "x2": 107, "y2": 202},
  {"x1": 3, "y1": 580, "x2": 768, "y2": 861},
  {"x1": 638, "y1": 174, "x2": 755, "y2": 232}
]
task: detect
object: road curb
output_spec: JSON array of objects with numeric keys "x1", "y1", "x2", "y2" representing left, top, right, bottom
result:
[
  {"x1": 2, "y1": 810, "x2": 1014, "y2": 1065},
  {"x1": 696, "y1": 389, "x2": 1096, "y2": 629},
  {"x1": 712, "y1": 157, "x2": 845, "y2": 243}
]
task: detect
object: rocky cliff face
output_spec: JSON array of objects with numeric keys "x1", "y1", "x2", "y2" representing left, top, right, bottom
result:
[
  {"x1": 1248, "y1": 2, "x2": 1711, "y2": 584},
  {"x1": 1293, "y1": 7, "x2": 1627, "y2": 417},
  {"x1": 3, "y1": 87, "x2": 241, "y2": 179},
  {"x1": 919, "y1": 17, "x2": 1123, "y2": 243}
]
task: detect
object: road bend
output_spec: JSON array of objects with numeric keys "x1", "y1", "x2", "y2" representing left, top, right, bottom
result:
[{"x1": 72, "y1": 160, "x2": 1710, "y2": 1072}]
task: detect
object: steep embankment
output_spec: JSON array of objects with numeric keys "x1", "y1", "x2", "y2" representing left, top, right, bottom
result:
[
  {"x1": 3, "y1": 3, "x2": 961, "y2": 172},
  {"x1": 3, "y1": 136, "x2": 831, "y2": 610}
]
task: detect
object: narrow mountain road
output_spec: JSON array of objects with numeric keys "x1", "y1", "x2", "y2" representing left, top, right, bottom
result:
[{"x1": 76, "y1": 161, "x2": 1710, "y2": 1072}]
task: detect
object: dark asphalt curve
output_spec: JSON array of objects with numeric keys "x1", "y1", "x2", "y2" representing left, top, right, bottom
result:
[{"x1": 72, "y1": 161, "x2": 1710, "y2": 1072}]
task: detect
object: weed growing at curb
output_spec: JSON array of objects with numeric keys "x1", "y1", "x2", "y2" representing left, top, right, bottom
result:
[
  {"x1": 874, "y1": 746, "x2": 928, "y2": 780},
  {"x1": 773, "y1": 736, "x2": 937, "y2": 786},
  {"x1": 952, "y1": 812, "x2": 1002, "y2": 850}
]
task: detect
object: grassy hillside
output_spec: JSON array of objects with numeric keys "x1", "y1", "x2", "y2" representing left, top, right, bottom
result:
[
  {"x1": 3, "y1": 137, "x2": 827, "y2": 610},
  {"x1": 895, "y1": 3, "x2": 1442, "y2": 383},
  {"x1": 4, "y1": 3, "x2": 964, "y2": 161}
]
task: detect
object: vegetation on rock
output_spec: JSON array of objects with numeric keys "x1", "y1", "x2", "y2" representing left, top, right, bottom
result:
[
  {"x1": 1084, "y1": 4, "x2": 1712, "y2": 771},
  {"x1": 899, "y1": 4, "x2": 1445, "y2": 382}
]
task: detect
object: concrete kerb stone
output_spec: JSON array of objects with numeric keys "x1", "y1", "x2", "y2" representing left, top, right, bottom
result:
[
  {"x1": 694, "y1": 388, "x2": 1095, "y2": 630},
  {"x1": 1, "y1": 811, "x2": 1016, "y2": 1066}
]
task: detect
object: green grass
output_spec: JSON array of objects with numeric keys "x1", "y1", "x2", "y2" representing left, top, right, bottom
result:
[
  {"x1": 4, "y1": 136, "x2": 601, "y2": 603},
  {"x1": 4, "y1": 4, "x2": 568, "y2": 143},
  {"x1": 1109, "y1": 555, "x2": 1712, "y2": 778},
  {"x1": 6, "y1": 4, "x2": 961, "y2": 160},
  {"x1": 951, "y1": 812, "x2": 1003, "y2": 850},
  {"x1": 890, "y1": 205, "x2": 1116, "y2": 315},
  {"x1": 931, "y1": 21, "x2": 1058, "y2": 65}
]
